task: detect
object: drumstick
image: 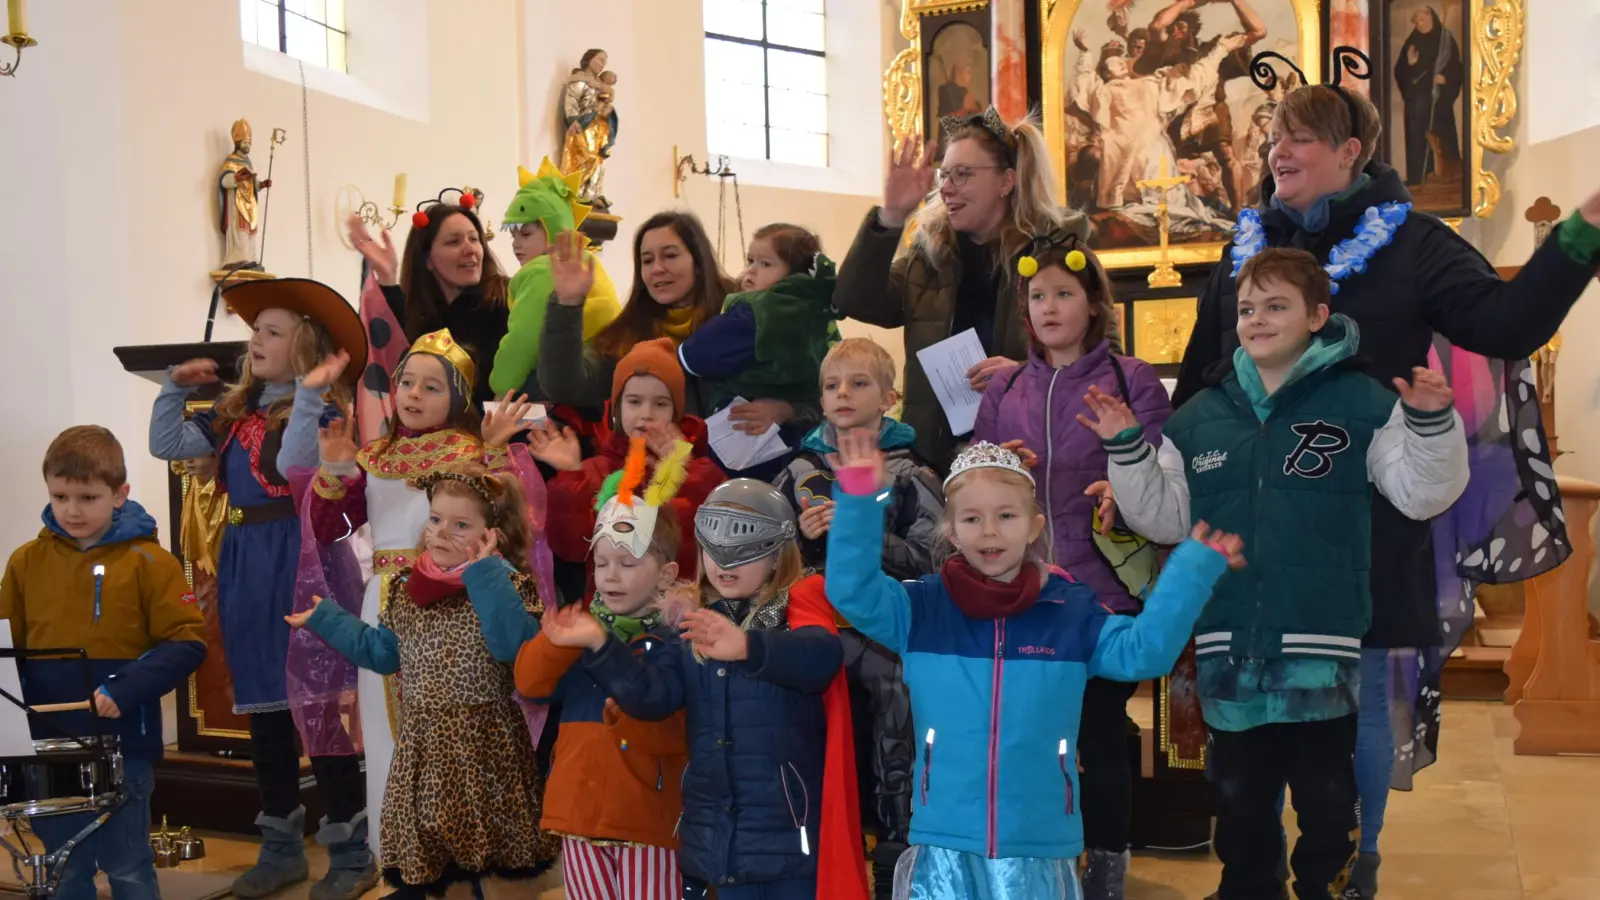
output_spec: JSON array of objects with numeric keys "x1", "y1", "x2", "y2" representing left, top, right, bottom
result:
[{"x1": 27, "y1": 701, "x2": 93, "y2": 713}]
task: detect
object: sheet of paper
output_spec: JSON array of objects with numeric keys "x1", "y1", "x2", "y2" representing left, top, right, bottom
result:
[
  {"x1": 0, "y1": 622, "x2": 38, "y2": 757},
  {"x1": 914, "y1": 328, "x2": 986, "y2": 436},
  {"x1": 481, "y1": 401, "x2": 547, "y2": 423},
  {"x1": 706, "y1": 398, "x2": 790, "y2": 471}
]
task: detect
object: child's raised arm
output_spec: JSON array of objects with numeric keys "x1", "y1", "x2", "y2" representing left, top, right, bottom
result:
[
  {"x1": 149, "y1": 361, "x2": 224, "y2": 461},
  {"x1": 292, "y1": 596, "x2": 400, "y2": 675},
  {"x1": 824, "y1": 429, "x2": 916, "y2": 654},
  {"x1": 1368, "y1": 368, "x2": 1470, "y2": 520},
  {"x1": 1089, "y1": 523, "x2": 1238, "y2": 682},
  {"x1": 1083, "y1": 386, "x2": 1192, "y2": 545}
]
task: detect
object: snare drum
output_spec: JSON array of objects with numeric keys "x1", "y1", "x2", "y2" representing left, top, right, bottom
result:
[{"x1": 0, "y1": 736, "x2": 125, "y2": 818}]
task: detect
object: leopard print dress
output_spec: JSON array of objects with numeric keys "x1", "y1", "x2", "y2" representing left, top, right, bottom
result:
[{"x1": 377, "y1": 569, "x2": 560, "y2": 888}]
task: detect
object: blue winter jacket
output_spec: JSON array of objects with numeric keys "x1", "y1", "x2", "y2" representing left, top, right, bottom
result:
[
  {"x1": 582, "y1": 587, "x2": 842, "y2": 889},
  {"x1": 824, "y1": 488, "x2": 1228, "y2": 860}
]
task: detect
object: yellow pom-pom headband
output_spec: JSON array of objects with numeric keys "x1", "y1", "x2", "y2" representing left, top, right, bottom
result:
[{"x1": 1017, "y1": 234, "x2": 1091, "y2": 278}]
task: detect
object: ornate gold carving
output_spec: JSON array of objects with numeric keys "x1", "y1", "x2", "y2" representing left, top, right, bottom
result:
[
  {"x1": 1159, "y1": 676, "x2": 1206, "y2": 770},
  {"x1": 1442, "y1": 217, "x2": 1463, "y2": 233},
  {"x1": 1471, "y1": 0, "x2": 1522, "y2": 218},
  {"x1": 883, "y1": 1, "x2": 993, "y2": 145},
  {"x1": 1133, "y1": 298, "x2": 1199, "y2": 364},
  {"x1": 174, "y1": 446, "x2": 252, "y2": 741}
]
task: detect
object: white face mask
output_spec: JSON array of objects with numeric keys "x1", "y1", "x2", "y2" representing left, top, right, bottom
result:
[{"x1": 592, "y1": 496, "x2": 659, "y2": 561}]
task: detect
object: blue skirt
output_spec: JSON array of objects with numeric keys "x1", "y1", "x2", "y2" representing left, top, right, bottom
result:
[
  {"x1": 215, "y1": 516, "x2": 300, "y2": 714},
  {"x1": 894, "y1": 845, "x2": 1081, "y2": 900}
]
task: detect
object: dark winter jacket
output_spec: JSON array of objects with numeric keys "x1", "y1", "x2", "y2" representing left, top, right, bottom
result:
[
  {"x1": 2, "y1": 502, "x2": 207, "y2": 759},
  {"x1": 582, "y1": 577, "x2": 843, "y2": 888},
  {"x1": 1174, "y1": 162, "x2": 1599, "y2": 647}
]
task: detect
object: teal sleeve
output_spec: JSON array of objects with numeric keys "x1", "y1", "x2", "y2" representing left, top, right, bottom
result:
[
  {"x1": 824, "y1": 488, "x2": 914, "y2": 654},
  {"x1": 1557, "y1": 214, "x2": 1600, "y2": 266},
  {"x1": 306, "y1": 600, "x2": 400, "y2": 675},
  {"x1": 461, "y1": 557, "x2": 541, "y2": 664},
  {"x1": 491, "y1": 259, "x2": 555, "y2": 397},
  {"x1": 1088, "y1": 539, "x2": 1228, "y2": 681}
]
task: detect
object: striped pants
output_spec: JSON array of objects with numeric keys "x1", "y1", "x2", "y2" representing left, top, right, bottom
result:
[{"x1": 561, "y1": 837, "x2": 682, "y2": 900}]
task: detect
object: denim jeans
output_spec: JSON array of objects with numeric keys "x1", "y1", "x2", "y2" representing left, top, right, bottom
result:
[
  {"x1": 30, "y1": 758, "x2": 158, "y2": 900},
  {"x1": 1353, "y1": 648, "x2": 1394, "y2": 854}
]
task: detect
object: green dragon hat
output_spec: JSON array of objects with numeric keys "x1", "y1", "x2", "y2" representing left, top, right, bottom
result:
[{"x1": 502, "y1": 157, "x2": 592, "y2": 243}]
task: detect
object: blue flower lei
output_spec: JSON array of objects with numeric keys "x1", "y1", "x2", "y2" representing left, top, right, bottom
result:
[{"x1": 1229, "y1": 201, "x2": 1411, "y2": 295}]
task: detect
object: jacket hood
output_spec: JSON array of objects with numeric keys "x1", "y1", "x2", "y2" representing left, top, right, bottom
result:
[
  {"x1": 1259, "y1": 162, "x2": 1412, "y2": 237},
  {"x1": 800, "y1": 417, "x2": 918, "y2": 457},
  {"x1": 724, "y1": 252, "x2": 840, "y2": 313},
  {"x1": 1230, "y1": 313, "x2": 1362, "y2": 418},
  {"x1": 41, "y1": 499, "x2": 159, "y2": 549}
]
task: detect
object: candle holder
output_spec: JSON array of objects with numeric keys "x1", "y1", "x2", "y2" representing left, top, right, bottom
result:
[
  {"x1": 0, "y1": 30, "x2": 35, "y2": 77},
  {"x1": 356, "y1": 197, "x2": 405, "y2": 231}
]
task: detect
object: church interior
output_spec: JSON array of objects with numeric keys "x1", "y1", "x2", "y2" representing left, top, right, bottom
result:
[{"x1": 2, "y1": 0, "x2": 1600, "y2": 898}]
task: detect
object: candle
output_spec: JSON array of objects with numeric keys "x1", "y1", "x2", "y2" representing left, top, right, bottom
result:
[
  {"x1": 6, "y1": 0, "x2": 26, "y2": 36},
  {"x1": 392, "y1": 173, "x2": 407, "y2": 210}
]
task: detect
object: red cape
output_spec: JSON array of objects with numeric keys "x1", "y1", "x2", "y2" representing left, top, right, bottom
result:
[{"x1": 788, "y1": 574, "x2": 869, "y2": 900}]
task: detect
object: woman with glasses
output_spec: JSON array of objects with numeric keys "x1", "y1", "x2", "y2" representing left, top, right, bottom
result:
[{"x1": 833, "y1": 108, "x2": 1089, "y2": 471}]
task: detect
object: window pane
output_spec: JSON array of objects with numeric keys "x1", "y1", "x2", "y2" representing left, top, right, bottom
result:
[
  {"x1": 325, "y1": 0, "x2": 345, "y2": 31},
  {"x1": 704, "y1": 38, "x2": 765, "y2": 86},
  {"x1": 306, "y1": 0, "x2": 326, "y2": 24},
  {"x1": 767, "y1": 0, "x2": 823, "y2": 13},
  {"x1": 766, "y1": 8, "x2": 824, "y2": 52},
  {"x1": 285, "y1": 14, "x2": 328, "y2": 67},
  {"x1": 707, "y1": 77, "x2": 766, "y2": 126},
  {"x1": 766, "y1": 48, "x2": 825, "y2": 93},
  {"x1": 769, "y1": 129, "x2": 828, "y2": 167},
  {"x1": 285, "y1": 0, "x2": 306, "y2": 15},
  {"x1": 240, "y1": 0, "x2": 257, "y2": 42},
  {"x1": 256, "y1": 1, "x2": 282, "y2": 50},
  {"x1": 327, "y1": 28, "x2": 347, "y2": 72},
  {"x1": 769, "y1": 86, "x2": 826, "y2": 134},
  {"x1": 702, "y1": 0, "x2": 762, "y2": 41},
  {"x1": 708, "y1": 119, "x2": 768, "y2": 159}
]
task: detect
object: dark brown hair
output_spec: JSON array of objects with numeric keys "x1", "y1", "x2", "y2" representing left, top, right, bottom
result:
[
  {"x1": 399, "y1": 205, "x2": 509, "y2": 342},
  {"x1": 44, "y1": 426, "x2": 127, "y2": 489},
  {"x1": 751, "y1": 223, "x2": 822, "y2": 277},
  {"x1": 1237, "y1": 247, "x2": 1332, "y2": 312},
  {"x1": 1021, "y1": 239, "x2": 1122, "y2": 355},
  {"x1": 1275, "y1": 85, "x2": 1383, "y2": 173},
  {"x1": 423, "y1": 464, "x2": 535, "y2": 576},
  {"x1": 590, "y1": 211, "x2": 736, "y2": 360}
]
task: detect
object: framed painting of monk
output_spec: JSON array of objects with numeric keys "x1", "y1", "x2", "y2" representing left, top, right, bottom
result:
[
  {"x1": 1041, "y1": 0, "x2": 1322, "y2": 270},
  {"x1": 921, "y1": 6, "x2": 994, "y2": 151},
  {"x1": 1373, "y1": 0, "x2": 1472, "y2": 217}
]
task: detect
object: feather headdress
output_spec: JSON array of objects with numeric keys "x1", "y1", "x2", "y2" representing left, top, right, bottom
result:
[{"x1": 592, "y1": 437, "x2": 695, "y2": 559}]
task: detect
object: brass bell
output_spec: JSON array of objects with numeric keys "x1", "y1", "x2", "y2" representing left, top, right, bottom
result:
[
  {"x1": 176, "y1": 826, "x2": 206, "y2": 861},
  {"x1": 154, "y1": 842, "x2": 181, "y2": 868}
]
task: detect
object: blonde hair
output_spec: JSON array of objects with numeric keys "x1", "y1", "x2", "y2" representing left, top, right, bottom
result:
[
  {"x1": 941, "y1": 467, "x2": 1050, "y2": 566},
  {"x1": 820, "y1": 338, "x2": 897, "y2": 393},
  {"x1": 212, "y1": 314, "x2": 352, "y2": 432},
  {"x1": 911, "y1": 113, "x2": 1067, "y2": 272},
  {"x1": 697, "y1": 539, "x2": 807, "y2": 622}
]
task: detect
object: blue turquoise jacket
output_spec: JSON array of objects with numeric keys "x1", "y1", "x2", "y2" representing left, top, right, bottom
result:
[{"x1": 824, "y1": 488, "x2": 1227, "y2": 860}]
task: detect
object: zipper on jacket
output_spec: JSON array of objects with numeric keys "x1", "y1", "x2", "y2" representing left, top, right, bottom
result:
[
  {"x1": 93, "y1": 564, "x2": 105, "y2": 624},
  {"x1": 1249, "y1": 420, "x2": 1268, "y2": 655},
  {"x1": 987, "y1": 619, "x2": 1005, "y2": 859},
  {"x1": 1058, "y1": 739, "x2": 1074, "y2": 814},
  {"x1": 920, "y1": 728, "x2": 935, "y2": 805},
  {"x1": 1042, "y1": 369, "x2": 1062, "y2": 563}
]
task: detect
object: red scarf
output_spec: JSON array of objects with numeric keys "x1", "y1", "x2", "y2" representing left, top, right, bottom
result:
[
  {"x1": 940, "y1": 555, "x2": 1043, "y2": 619},
  {"x1": 407, "y1": 552, "x2": 468, "y2": 607},
  {"x1": 786, "y1": 575, "x2": 869, "y2": 900}
]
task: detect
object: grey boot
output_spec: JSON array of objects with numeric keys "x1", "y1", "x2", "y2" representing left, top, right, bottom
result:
[
  {"x1": 1081, "y1": 849, "x2": 1129, "y2": 900},
  {"x1": 232, "y1": 807, "x2": 310, "y2": 898},
  {"x1": 1339, "y1": 852, "x2": 1381, "y2": 899},
  {"x1": 309, "y1": 812, "x2": 380, "y2": 900}
]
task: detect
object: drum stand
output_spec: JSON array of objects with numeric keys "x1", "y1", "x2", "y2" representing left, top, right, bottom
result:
[{"x1": 0, "y1": 647, "x2": 129, "y2": 899}]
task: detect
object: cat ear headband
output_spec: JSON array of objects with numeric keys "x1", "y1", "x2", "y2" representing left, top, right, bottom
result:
[
  {"x1": 1248, "y1": 45, "x2": 1373, "y2": 140},
  {"x1": 411, "y1": 187, "x2": 487, "y2": 230},
  {"x1": 411, "y1": 470, "x2": 501, "y2": 525},
  {"x1": 939, "y1": 107, "x2": 1018, "y2": 164}
]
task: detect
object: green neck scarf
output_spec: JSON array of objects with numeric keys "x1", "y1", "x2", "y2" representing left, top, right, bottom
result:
[{"x1": 590, "y1": 595, "x2": 662, "y2": 643}]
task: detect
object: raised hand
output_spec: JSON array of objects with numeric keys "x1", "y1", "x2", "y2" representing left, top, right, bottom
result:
[
  {"x1": 284, "y1": 596, "x2": 325, "y2": 628},
  {"x1": 997, "y1": 439, "x2": 1039, "y2": 470},
  {"x1": 798, "y1": 496, "x2": 835, "y2": 540},
  {"x1": 483, "y1": 392, "x2": 535, "y2": 447},
  {"x1": 681, "y1": 609, "x2": 749, "y2": 661},
  {"x1": 318, "y1": 413, "x2": 359, "y2": 465},
  {"x1": 346, "y1": 212, "x2": 400, "y2": 286},
  {"x1": 542, "y1": 603, "x2": 608, "y2": 650},
  {"x1": 471, "y1": 528, "x2": 501, "y2": 563},
  {"x1": 1191, "y1": 521, "x2": 1246, "y2": 569},
  {"x1": 965, "y1": 356, "x2": 1016, "y2": 392},
  {"x1": 1076, "y1": 384, "x2": 1140, "y2": 439},
  {"x1": 728, "y1": 399, "x2": 793, "y2": 435},
  {"x1": 1085, "y1": 480, "x2": 1118, "y2": 534},
  {"x1": 1394, "y1": 367, "x2": 1452, "y2": 413},
  {"x1": 303, "y1": 350, "x2": 351, "y2": 390},
  {"x1": 883, "y1": 138, "x2": 937, "y2": 227},
  {"x1": 527, "y1": 420, "x2": 583, "y2": 471},
  {"x1": 827, "y1": 427, "x2": 891, "y2": 492},
  {"x1": 644, "y1": 421, "x2": 689, "y2": 461},
  {"x1": 1073, "y1": 28, "x2": 1089, "y2": 51},
  {"x1": 550, "y1": 230, "x2": 596, "y2": 306},
  {"x1": 171, "y1": 358, "x2": 221, "y2": 388}
]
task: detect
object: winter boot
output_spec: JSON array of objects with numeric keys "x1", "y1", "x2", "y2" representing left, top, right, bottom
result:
[
  {"x1": 872, "y1": 841, "x2": 909, "y2": 900},
  {"x1": 309, "y1": 812, "x2": 380, "y2": 900},
  {"x1": 1082, "y1": 849, "x2": 1130, "y2": 900},
  {"x1": 1339, "y1": 852, "x2": 1381, "y2": 899},
  {"x1": 232, "y1": 807, "x2": 310, "y2": 898}
]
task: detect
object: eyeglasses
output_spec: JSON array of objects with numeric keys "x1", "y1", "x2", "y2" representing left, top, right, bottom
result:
[{"x1": 934, "y1": 165, "x2": 1001, "y2": 188}]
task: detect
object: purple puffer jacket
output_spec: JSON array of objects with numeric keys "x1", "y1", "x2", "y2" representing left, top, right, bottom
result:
[{"x1": 974, "y1": 339, "x2": 1172, "y2": 613}]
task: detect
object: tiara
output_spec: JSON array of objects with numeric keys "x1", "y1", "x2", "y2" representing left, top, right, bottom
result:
[
  {"x1": 939, "y1": 107, "x2": 1017, "y2": 162},
  {"x1": 1248, "y1": 46, "x2": 1372, "y2": 140},
  {"x1": 944, "y1": 441, "x2": 1035, "y2": 489}
]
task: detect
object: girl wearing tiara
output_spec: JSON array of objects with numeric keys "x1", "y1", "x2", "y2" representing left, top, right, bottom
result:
[
  {"x1": 974, "y1": 236, "x2": 1171, "y2": 900},
  {"x1": 823, "y1": 435, "x2": 1241, "y2": 899},
  {"x1": 287, "y1": 465, "x2": 560, "y2": 898}
]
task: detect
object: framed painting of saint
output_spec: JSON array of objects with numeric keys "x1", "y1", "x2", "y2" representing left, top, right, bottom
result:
[
  {"x1": 1373, "y1": 0, "x2": 1471, "y2": 217},
  {"x1": 923, "y1": 8, "x2": 994, "y2": 150},
  {"x1": 1041, "y1": 0, "x2": 1322, "y2": 269}
]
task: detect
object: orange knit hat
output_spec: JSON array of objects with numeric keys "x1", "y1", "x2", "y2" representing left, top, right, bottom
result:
[{"x1": 611, "y1": 337, "x2": 687, "y2": 417}]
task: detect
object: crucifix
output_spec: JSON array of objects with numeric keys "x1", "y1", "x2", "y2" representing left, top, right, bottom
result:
[{"x1": 1137, "y1": 158, "x2": 1191, "y2": 288}]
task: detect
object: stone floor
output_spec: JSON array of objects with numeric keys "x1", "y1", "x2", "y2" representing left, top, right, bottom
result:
[{"x1": 13, "y1": 701, "x2": 1595, "y2": 899}]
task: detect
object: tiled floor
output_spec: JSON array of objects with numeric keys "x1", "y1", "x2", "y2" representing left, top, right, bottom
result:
[{"x1": 8, "y1": 701, "x2": 1596, "y2": 898}]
